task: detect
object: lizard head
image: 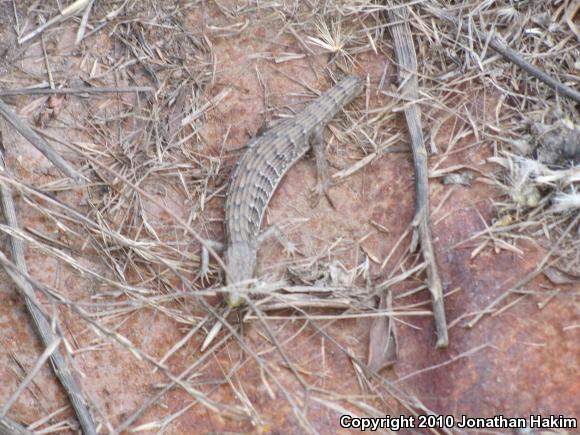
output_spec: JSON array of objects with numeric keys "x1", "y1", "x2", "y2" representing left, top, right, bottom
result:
[{"x1": 224, "y1": 241, "x2": 256, "y2": 307}]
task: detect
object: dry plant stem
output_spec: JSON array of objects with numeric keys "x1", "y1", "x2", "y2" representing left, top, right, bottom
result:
[
  {"x1": 0, "y1": 250, "x2": 236, "y2": 432},
  {"x1": 0, "y1": 154, "x2": 97, "y2": 434},
  {"x1": 303, "y1": 313, "x2": 443, "y2": 432},
  {"x1": 75, "y1": 0, "x2": 95, "y2": 44},
  {"x1": 18, "y1": 0, "x2": 90, "y2": 44},
  {"x1": 0, "y1": 417, "x2": 33, "y2": 435},
  {"x1": 34, "y1": 129, "x2": 227, "y2": 274},
  {"x1": 0, "y1": 99, "x2": 80, "y2": 181},
  {"x1": 467, "y1": 211, "x2": 580, "y2": 328},
  {"x1": 425, "y1": 4, "x2": 580, "y2": 104},
  {"x1": 0, "y1": 86, "x2": 154, "y2": 97},
  {"x1": 386, "y1": 2, "x2": 448, "y2": 347},
  {"x1": 114, "y1": 331, "x2": 235, "y2": 434},
  {"x1": 115, "y1": 298, "x2": 314, "y2": 434},
  {"x1": 1, "y1": 339, "x2": 61, "y2": 418},
  {"x1": 394, "y1": 343, "x2": 493, "y2": 383}
]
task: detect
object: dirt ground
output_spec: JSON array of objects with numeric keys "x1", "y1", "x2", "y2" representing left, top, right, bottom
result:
[{"x1": 0, "y1": 1, "x2": 578, "y2": 434}]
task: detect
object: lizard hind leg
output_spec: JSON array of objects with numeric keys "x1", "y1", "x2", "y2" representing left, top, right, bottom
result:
[
  {"x1": 196, "y1": 239, "x2": 224, "y2": 284},
  {"x1": 308, "y1": 125, "x2": 336, "y2": 209},
  {"x1": 257, "y1": 225, "x2": 302, "y2": 257}
]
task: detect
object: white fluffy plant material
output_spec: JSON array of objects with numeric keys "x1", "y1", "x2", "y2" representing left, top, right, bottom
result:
[{"x1": 551, "y1": 191, "x2": 580, "y2": 213}]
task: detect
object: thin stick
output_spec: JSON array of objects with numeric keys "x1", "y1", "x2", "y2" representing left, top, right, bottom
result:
[
  {"x1": 0, "y1": 152, "x2": 97, "y2": 434},
  {"x1": 0, "y1": 417, "x2": 34, "y2": 435},
  {"x1": 467, "y1": 212, "x2": 580, "y2": 328},
  {"x1": 75, "y1": 0, "x2": 95, "y2": 44},
  {"x1": 395, "y1": 343, "x2": 493, "y2": 383},
  {"x1": 18, "y1": 0, "x2": 90, "y2": 44},
  {"x1": 0, "y1": 99, "x2": 80, "y2": 181},
  {"x1": 35, "y1": 129, "x2": 227, "y2": 273},
  {"x1": 0, "y1": 86, "x2": 154, "y2": 97},
  {"x1": 386, "y1": 1, "x2": 448, "y2": 347},
  {"x1": 0, "y1": 249, "x2": 233, "y2": 432},
  {"x1": 424, "y1": 4, "x2": 580, "y2": 104},
  {"x1": 0, "y1": 339, "x2": 61, "y2": 418}
]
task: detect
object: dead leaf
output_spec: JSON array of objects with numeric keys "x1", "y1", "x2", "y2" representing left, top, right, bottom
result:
[{"x1": 367, "y1": 290, "x2": 398, "y2": 372}]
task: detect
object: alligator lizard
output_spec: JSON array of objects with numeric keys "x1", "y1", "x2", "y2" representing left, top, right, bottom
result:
[{"x1": 224, "y1": 75, "x2": 364, "y2": 306}]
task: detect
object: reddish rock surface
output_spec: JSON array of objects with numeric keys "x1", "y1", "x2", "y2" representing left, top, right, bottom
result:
[{"x1": 0, "y1": 1, "x2": 577, "y2": 434}]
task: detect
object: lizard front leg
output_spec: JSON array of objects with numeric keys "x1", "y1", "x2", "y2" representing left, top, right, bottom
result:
[{"x1": 309, "y1": 125, "x2": 336, "y2": 208}]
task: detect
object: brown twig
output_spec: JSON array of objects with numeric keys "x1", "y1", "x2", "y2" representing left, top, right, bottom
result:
[
  {"x1": 34, "y1": 128, "x2": 227, "y2": 274},
  {"x1": 386, "y1": 1, "x2": 449, "y2": 347},
  {"x1": 0, "y1": 339, "x2": 61, "y2": 418},
  {"x1": 0, "y1": 151, "x2": 97, "y2": 434},
  {"x1": 424, "y1": 3, "x2": 580, "y2": 104},
  {"x1": 18, "y1": 0, "x2": 90, "y2": 44},
  {"x1": 0, "y1": 416, "x2": 34, "y2": 435},
  {"x1": 467, "y1": 211, "x2": 580, "y2": 328},
  {"x1": 0, "y1": 248, "x2": 234, "y2": 433},
  {"x1": 0, "y1": 86, "x2": 154, "y2": 97},
  {"x1": 0, "y1": 99, "x2": 80, "y2": 181}
]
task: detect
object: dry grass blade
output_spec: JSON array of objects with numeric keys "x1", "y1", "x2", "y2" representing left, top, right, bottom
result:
[
  {"x1": 394, "y1": 343, "x2": 494, "y2": 384},
  {"x1": 307, "y1": 19, "x2": 356, "y2": 67},
  {"x1": 0, "y1": 100, "x2": 80, "y2": 180},
  {"x1": 0, "y1": 151, "x2": 97, "y2": 434},
  {"x1": 0, "y1": 86, "x2": 154, "y2": 97},
  {"x1": 0, "y1": 339, "x2": 61, "y2": 418},
  {"x1": 18, "y1": 0, "x2": 91, "y2": 44},
  {"x1": 2, "y1": 0, "x2": 577, "y2": 431},
  {"x1": 423, "y1": 2, "x2": 580, "y2": 104},
  {"x1": 0, "y1": 249, "x2": 239, "y2": 421},
  {"x1": 0, "y1": 416, "x2": 34, "y2": 435},
  {"x1": 468, "y1": 211, "x2": 580, "y2": 328}
]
